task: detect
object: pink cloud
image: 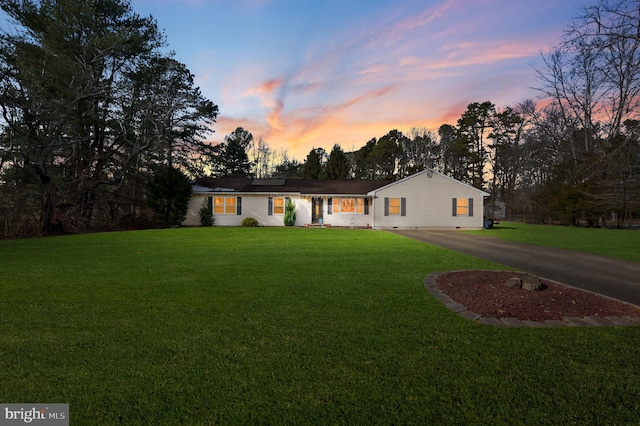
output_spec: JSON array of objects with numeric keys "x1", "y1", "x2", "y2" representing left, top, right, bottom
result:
[
  {"x1": 242, "y1": 77, "x2": 284, "y2": 98},
  {"x1": 256, "y1": 78, "x2": 283, "y2": 94},
  {"x1": 359, "y1": 1, "x2": 456, "y2": 51},
  {"x1": 267, "y1": 99, "x2": 285, "y2": 131},
  {"x1": 199, "y1": 1, "x2": 575, "y2": 162}
]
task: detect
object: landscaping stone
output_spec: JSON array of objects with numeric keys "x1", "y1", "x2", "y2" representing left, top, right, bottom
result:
[
  {"x1": 607, "y1": 317, "x2": 640, "y2": 326},
  {"x1": 428, "y1": 289, "x2": 448, "y2": 299},
  {"x1": 443, "y1": 300, "x2": 468, "y2": 313},
  {"x1": 458, "y1": 310, "x2": 481, "y2": 321},
  {"x1": 519, "y1": 273, "x2": 543, "y2": 291},
  {"x1": 505, "y1": 277, "x2": 522, "y2": 289},
  {"x1": 543, "y1": 320, "x2": 570, "y2": 327},
  {"x1": 477, "y1": 317, "x2": 503, "y2": 326},
  {"x1": 564, "y1": 317, "x2": 591, "y2": 326},
  {"x1": 523, "y1": 320, "x2": 548, "y2": 327},
  {"x1": 500, "y1": 317, "x2": 528, "y2": 327},
  {"x1": 583, "y1": 316, "x2": 614, "y2": 326},
  {"x1": 623, "y1": 316, "x2": 640, "y2": 325}
]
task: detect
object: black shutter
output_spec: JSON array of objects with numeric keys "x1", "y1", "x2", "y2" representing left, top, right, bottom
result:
[
  {"x1": 384, "y1": 198, "x2": 389, "y2": 216},
  {"x1": 364, "y1": 198, "x2": 369, "y2": 215},
  {"x1": 237, "y1": 197, "x2": 242, "y2": 215},
  {"x1": 207, "y1": 197, "x2": 212, "y2": 214},
  {"x1": 328, "y1": 198, "x2": 332, "y2": 214},
  {"x1": 468, "y1": 198, "x2": 473, "y2": 217},
  {"x1": 401, "y1": 198, "x2": 406, "y2": 216},
  {"x1": 452, "y1": 198, "x2": 457, "y2": 216},
  {"x1": 268, "y1": 197, "x2": 273, "y2": 216}
]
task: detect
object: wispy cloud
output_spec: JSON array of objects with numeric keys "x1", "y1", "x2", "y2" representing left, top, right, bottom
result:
[
  {"x1": 247, "y1": 78, "x2": 284, "y2": 95},
  {"x1": 367, "y1": 0, "x2": 456, "y2": 49},
  {"x1": 181, "y1": 0, "x2": 578, "y2": 159}
]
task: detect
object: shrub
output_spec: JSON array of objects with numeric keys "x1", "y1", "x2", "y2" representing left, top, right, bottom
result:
[
  {"x1": 199, "y1": 199, "x2": 214, "y2": 226},
  {"x1": 146, "y1": 165, "x2": 192, "y2": 227},
  {"x1": 284, "y1": 198, "x2": 296, "y2": 226},
  {"x1": 241, "y1": 217, "x2": 259, "y2": 227}
]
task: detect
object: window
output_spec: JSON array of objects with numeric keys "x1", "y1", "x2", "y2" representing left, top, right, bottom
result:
[
  {"x1": 452, "y1": 198, "x2": 473, "y2": 217},
  {"x1": 214, "y1": 197, "x2": 238, "y2": 215},
  {"x1": 388, "y1": 198, "x2": 401, "y2": 215},
  {"x1": 384, "y1": 197, "x2": 406, "y2": 216},
  {"x1": 341, "y1": 198, "x2": 355, "y2": 213},
  {"x1": 273, "y1": 197, "x2": 284, "y2": 215},
  {"x1": 457, "y1": 198, "x2": 468, "y2": 216},
  {"x1": 328, "y1": 198, "x2": 368, "y2": 214},
  {"x1": 268, "y1": 197, "x2": 286, "y2": 215}
]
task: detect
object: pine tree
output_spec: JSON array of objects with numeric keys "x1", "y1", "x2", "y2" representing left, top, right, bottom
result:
[{"x1": 146, "y1": 166, "x2": 192, "y2": 227}]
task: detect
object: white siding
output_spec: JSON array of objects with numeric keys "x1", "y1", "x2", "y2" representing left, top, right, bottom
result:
[
  {"x1": 245, "y1": 195, "x2": 309, "y2": 227},
  {"x1": 321, "y1": 197, "x2": 373, "y2": 228},
  {"x1": 184, "y1": 171, "x2": 486, "y2": 229},
  {"x1": 370, "y1": 171, "x2": 487, "y2": 229},
  {"x1": 184, "y1": 194, "x2": 311, "y2": 227},
  {"x1": 185, "y1": 194, "x2": 375, "y2": 227},
  {"x1": 184, "y1": 194, "x2": 208, "y2": 227}
]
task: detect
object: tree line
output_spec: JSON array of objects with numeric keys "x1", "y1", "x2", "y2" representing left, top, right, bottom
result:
[
  {"x1": 220, "y1": 0, "x2": 640, "y2": 228},
  {"x1": 0, "y1": 0, "x2": 218, "y2": 236},
  {"x1": 1, "y1": 0, "x2": 639, "y2": 237}
]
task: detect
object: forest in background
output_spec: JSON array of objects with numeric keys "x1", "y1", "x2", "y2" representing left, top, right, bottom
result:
[{"x1": 1, "y1": 0, "x2": 639, "y2": 237}]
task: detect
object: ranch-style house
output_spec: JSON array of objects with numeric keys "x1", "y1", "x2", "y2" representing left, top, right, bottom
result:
[{"x1": 184, "y1": 169, "x2": 489, "y2": 229}]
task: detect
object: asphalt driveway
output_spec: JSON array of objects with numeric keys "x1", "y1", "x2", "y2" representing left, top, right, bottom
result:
[{"x1": 389, "y1": 229, "x2": 640, "y2": 306}]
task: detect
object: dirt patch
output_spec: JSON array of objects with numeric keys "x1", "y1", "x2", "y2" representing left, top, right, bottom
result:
[{"x1": 435, "y1": 270, "x2": 640, "y2": 322}]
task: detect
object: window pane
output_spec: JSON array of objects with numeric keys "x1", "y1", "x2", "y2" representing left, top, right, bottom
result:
[
  {"x1": 389, "y1": 198, "x2": 401, "y2": 215},
  {"x1": 225, "y1": 197, "x2": 236, "y2": 214},
  {"x1": 341, "y1": 198, "x2": 355, "y2": 213},
  {"x1": 457, "y1": 198, "x2": 468, "y2": 216},
  {"x1": 274, "y1": 197, "x2": 284, "y2": 214},
  {"x1": 332, "y1": 198, "x2": 340, "y2": 212},
  {"x1": 357, "y1": 198, "x2": 364, "y2": 214},
  {"x1": 214, "y1": 197, "x2": 225, "y2": 214}
]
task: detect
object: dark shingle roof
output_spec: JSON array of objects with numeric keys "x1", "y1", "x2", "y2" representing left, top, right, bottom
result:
[{"x1": 193, "y1": 178, "x2": 390, "y2": 195}]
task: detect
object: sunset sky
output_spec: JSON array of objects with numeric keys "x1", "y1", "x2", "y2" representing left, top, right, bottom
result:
[{"x1": 28, "y1": 1, "x2": 589, "y2": 160}]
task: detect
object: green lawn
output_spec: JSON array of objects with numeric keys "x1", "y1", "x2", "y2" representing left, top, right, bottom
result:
[
  {"x1": 1, "y1": 227, "x2": 639, "y2": 424},
  {"x1": 470, "y1": 221, "x2": 640, "y2": 263}
]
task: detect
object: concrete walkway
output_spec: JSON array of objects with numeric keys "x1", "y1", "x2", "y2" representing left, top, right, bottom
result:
[{"x1": 389, "y1": 229, "x2": 640, "y2": 307}]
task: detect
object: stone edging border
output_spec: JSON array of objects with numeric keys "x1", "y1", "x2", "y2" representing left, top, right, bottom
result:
[{"x1": 424, "y1": 271, "x2": 640, "y2": 327}]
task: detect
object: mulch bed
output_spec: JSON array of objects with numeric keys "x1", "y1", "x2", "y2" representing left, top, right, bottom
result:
[{"x1": 435, "y1": 270, "x2": 640, "y2": 322}]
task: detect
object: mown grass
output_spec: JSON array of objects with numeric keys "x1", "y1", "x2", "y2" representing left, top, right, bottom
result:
[
  {"x1": 1, "y1": 228, "x2": 639, "y2": 424},
  {"x1": 470, "y1": 221, "x2": 640, "y2": 263}
]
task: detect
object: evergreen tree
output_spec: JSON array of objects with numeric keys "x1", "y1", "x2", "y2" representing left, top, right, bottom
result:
[
  {"x1": 214, "y1": 127, "x2": 253, "y2": 177},
  {"x1": 353, "y1": 138, "x2": 377, "y2": 180},
  {"x1": 302, "y1": 148, "x2": 325, "y2": 179},
  {"x1": 456, "y1": 101, "x2": 496, "y2": 190},
  {"x1": 273, "y1": 158, "x2": 303, "y2": 178},
  {"x1": 146, "y1": 165, "x2": 192, "y2": 227},
  {"x1": 324, "y1": 144, "x2": 350, "y2": 179},
  {"x1": 284, "y1": 198, "x2": 296, "y2": 226},
  {"x1": 369, "y1": 130, "x2": 403, "y2": 180},
  {"x1": 0, "y1": 0, "x2": 218, "y2": 235}
]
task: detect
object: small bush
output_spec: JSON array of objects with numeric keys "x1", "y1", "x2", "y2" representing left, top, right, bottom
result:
[
  {"x1": 199, "y1": 199, "x2": 214, "y2": 226},
  {"x1": 241, "y1": 217, "x2": 259, "y2": 227},
  {"x1": 284, "y1": 198, "x2": 297, "y2": 226}
]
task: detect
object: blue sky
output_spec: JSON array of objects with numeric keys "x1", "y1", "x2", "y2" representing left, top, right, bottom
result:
[{"x1": 9, "y1": 0, "x2": 587, "y2": 160}]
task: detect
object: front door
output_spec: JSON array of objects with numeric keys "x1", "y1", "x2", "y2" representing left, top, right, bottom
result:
[{"x1": 312, "y1": 197, "x2": 323, "y2": 224}]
